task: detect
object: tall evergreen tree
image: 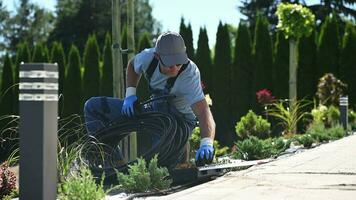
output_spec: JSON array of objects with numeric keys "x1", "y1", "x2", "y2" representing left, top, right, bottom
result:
[
  {"x1": 179, "y1": 18, "x2": 195, "y2": 60},
  {"x1": 339, "y1": 23, "x2": 356, "y2": 107},
  {"x1": 0, "y1": 55, "x2": 15, "y2": 162},
  {"x1": 101, "y1": 33, "x2": 113, "y2": 97},
  {"x1": 298, "y1": 31, "x2": 317, "y2": 100},
  {"x1": 14, "y1": 42, "x2": 31, "y2": 115},
  {"x1": 317, "y1": 15, "x2": 340, "y2": 79},
  {"x1": 212, "y1": 22, "x2": 234, "y2": 146},
  {"x1": 63, "y1": 45, "x2": 82, "y2": 116},
  {"x1": 50, "y1": 42, "x2": 66, "y2": 97},
  {"x1": 273, "y1": 31, "x2": 289, "y2": 100},
  {"x1": 136, "y1": 32, "x2": 152, "y2": 102},
  {"x1": 32, "y1": 43, "x2": 49, "y2": 62},
  {"x1": 253, "y1": 15, "x2": 273, "y2": 97},
  {"x1": 121, "y1": 25, "x2": 128, "y2": 70},
  {"x1": 196, "y1": 27, "x2": 212, "y2": 94},
  {"x1": 0, "y1": 55, "x2": 14, "y2": 116},
  {"x1": 83, "y1": 35, "x2": 100, "y2": 102},
  {"x1": 231, "y1": 23, "x2": 253, "y2": 122}
]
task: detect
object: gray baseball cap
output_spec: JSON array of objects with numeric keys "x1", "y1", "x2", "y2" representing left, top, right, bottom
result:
[{"x1": 155, "y1": 31, "x2": 188, "y2": 66}]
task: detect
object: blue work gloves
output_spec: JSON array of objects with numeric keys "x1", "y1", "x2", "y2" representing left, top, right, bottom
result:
[
  {"x1": 195, "y1": 138, "x2": 214, "y2": 166},
  {"x1": 121, "y1": 95, "x2": 138, "y2": 117}
]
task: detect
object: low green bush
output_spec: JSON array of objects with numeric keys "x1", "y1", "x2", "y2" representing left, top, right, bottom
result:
[
  {"x1": 349, "y1": 110, "x2": 356, "y2": 130},
  {"x1": 58, "y1": 166, "x2": 106, "y2": 200},
  {"x1": 327, "y1": 124, "x2": 345, "y2": 139},
  {"x1": 325, "y1": 106, "x2": 340, "y2": 127},
  {"x1": 235, "y1": 110, "x2": 270, "y2": 140},
  {"x1": 297, "y1": 134, "x2": 314, "y2": 148},
  {"x1": 306, "y1": 123, "x2": 331, "y2": 143},
  {"x1": 232, "y1": 136, "x2": 272, "y2": 160},
  {"x1": 117, "y1": 155, "x2": 172, "y2": 192}
]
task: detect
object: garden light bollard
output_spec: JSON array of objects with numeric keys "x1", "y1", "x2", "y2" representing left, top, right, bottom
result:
[
  {"x1": 19, "y1": 63, "x2": 58, "y2": 200},
  {"x1": 339, "y1": 96, "x2": 348, "y2": 131}
]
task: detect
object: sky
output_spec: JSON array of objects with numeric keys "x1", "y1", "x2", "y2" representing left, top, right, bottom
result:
[
  {"x1": 3, "y1": 0, "x2": 242, "y2": 48},
  {"x1": 3, "y1": 0, "x2": 321, "y2": 48}
]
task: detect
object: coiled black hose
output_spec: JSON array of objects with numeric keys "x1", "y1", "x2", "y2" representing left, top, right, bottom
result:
[{"x1": 85, "y1": 99, "x2": 193, "y2": 179}]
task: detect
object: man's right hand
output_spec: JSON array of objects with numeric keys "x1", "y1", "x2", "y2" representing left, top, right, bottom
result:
[{"x1": 121, "y1": 95, "x2": 138, "y2": 117}]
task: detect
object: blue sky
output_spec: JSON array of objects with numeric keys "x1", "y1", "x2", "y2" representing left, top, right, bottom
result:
[{"x1": 3, "y1": 0, "x2": 321, "y2": 48}]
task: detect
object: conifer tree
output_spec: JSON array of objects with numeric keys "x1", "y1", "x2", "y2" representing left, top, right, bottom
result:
[
  {"x1": 137, "y1": 32, "x2": 152, "y2": 52},
  {"x1": 32, "y1": 43, "x2": 49, "y2": 62},
  {"x1": 273, "y1": 31, "x2": 289, "y2": 100},
  {"x1": 83, "y1": 35, "x2": 100, "y2": 102},
  {"x1": 14, "y1": 42, "x2": 31, "y2": 115},
  {"x1": 63, "y1": 45, "x2": 82, "y2": 116},
  {"x1": 0, "y1": 55, "x2": 15, "y2": 161},
  {"x1": 298, "y1": 31, "x2": 317, "y2": 100},
  {"x1": 339, "y1": 23, "x2": 356, "y2": 107},
  {"x1": 0, "y1": 55, "x2": 14, "y2": 116},
  {"x1": 179, "y1": 18, "x2": 195, "y2": 60},
  {"x1": 121, "y1": 25, "x2": 128, "y2": 69},
  {"x1": 136, "y1": 32, "x2": 152, "y2": 102},
  {"x1": 101, "y1": 33, "x2": 113, "y2": 97},
  {"x1": 50, "y1": 42, "x2": 66, "y2": 97},
  {"x1": 317, "y1": 14, "x2": 340, "y2": 78},
  {"x1": 212, "y1": 22, "x2": 234, "y2": 145},
  {"x1": 253, "y1": 15, "x2": 273, "y2": 96},
  {"x1": 196, "y1": 27, "x2": 212, "y2": 94},
  {"x1": 231, "y1": 23, "x2": 253, "y2": 122}
]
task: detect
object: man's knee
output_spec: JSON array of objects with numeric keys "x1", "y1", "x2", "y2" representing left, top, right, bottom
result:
[{"x1": 84, "y1": 97, "x2": 101, "y2": 114}]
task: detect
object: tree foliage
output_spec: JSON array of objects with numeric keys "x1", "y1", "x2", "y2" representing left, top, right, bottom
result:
[
  {"x1": 339, "y1": 23, "x2": 356, "y2": 107},
  {"x1": 83, "y1": 35, "x2": 100, "y2": 102},
  {"x1": 50, "y1": 42, "x2": 66, "y2": 97},
  {"x1": 231, "y1": 23, "x2": 253, "y2": 122},
  {"x1": 63, "y1": 45, "x2": 82, "y2": 116},
  {"x1": 179, "y1": 18, "x2": 195, "y2": 60},
  {"x1": 0, "y1": 55, "x2": 14, "y2": 116},
  {"x1": 273, "y1": 31, "x2": 289, "y2": 99},
  {"x1": 196, "y1": 27, "x2": 212, "y2": 94},
  {"x1": 101, "y1": 33, "x2": 113, "y2": 97},
  {"x1": 276, "y1": 3, "x2": 315, "y2": 40},
  {"x1": 317, "y1": 14, "x2": 340, "y2": 78},
  {"x1": 253, "y1": 15, "x2": 273, "y2": 94},
  {"x1": 298, "y1": 31, "x2": 317, "y2": 100}
]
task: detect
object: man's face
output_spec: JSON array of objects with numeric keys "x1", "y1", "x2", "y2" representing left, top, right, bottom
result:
[{"x1": 156, "y1": 54, "x2": 183, "y2": 77}]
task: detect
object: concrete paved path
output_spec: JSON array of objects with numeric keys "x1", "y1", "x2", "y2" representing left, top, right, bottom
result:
[{"x1": 144, "y1": 134, "x2": 356, "y2": 200}]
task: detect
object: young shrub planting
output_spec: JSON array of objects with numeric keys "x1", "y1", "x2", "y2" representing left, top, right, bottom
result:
[
  {"x1": 58, "y1": 166, "x2": 106, "y2": 200},
  {"x1": 233, "y1": 136, "x2": 272, "y2": 160},
  {"x1": 349, "y1": 110, "x2": 356, "y2": 130},
  {"x1": 297, "y1": 134, "x2": 314, "y2": 148},
  {"x1": 327, "y1": 124, "x2": 345, "y2": 140},
  {"x1": 117, "y1": 156, "x2": 172, "y2": 192},
  {"x1": 306, "y1": 122, "x2": 330, "y2": 143},
  {"x1": 268, "y1": 99, "x2": 311, "y2": 137},
  {"x1": 235, "y1": 110, "x2": 271, "y2": 140},
  {"x1": 325, "y1": 106, "x2": 340, "y2": 127}
]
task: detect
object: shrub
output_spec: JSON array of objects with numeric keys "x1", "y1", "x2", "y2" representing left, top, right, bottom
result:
[
  {"x1": 327, "y1": 124, "x2": 345, "y2": 139},
  {"x1": 233, "y1": 136, "x2": 273, "y2": 160},
  {"x1": 58, "y1": 166, "x2": 106, "y2": 200},
  {"x1": 148, "y1": 155, "x2": 172, "y2": 190},
  {"x1": 349, "y1": 110, "x2": 356, "y2": 130},
  {"x1": 306, "y1": 123, "x2": 330, "y2": 143},
  {"x1": 311, "y1": 105, "x2": 328, "y2": 125},
  {"x1": 316, "y1": 73, "x2": 347, "y2": 107},
  {"x1": 236, "y1": 110, "x2": 270, "y2": 140},
  {"x1": 298, "y1": 134, "x2": 314, "y2": 148},
  {"x1": 268, "y1": 99, "x2": 311, "y2": 136},
  {"x1": 326, "y1": 106, "x2": 340, "y2": 127},
  {"x1": 0, "y1": 162, "x2": 17, "y2": 199},
  {"x1": 117, "y1": 156, "x2": 172, "y2": 192}
]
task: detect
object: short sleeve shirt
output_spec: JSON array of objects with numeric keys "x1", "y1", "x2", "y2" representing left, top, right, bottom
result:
[{"x1": 133, "y1": 48, "x2": 205, "y2": 120}]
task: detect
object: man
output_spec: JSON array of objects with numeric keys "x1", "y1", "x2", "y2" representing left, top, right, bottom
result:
[{"x1": 84, "y1": 31, "x2": 215, "y2": 165}]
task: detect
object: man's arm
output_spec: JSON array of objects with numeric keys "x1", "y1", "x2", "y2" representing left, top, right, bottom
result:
[
  {"x1": 191, "y1": 99, "x2": 215, "y2": 140},
  {"x1": 126, "y1": 57, "x2": 141, "y2": 87}
]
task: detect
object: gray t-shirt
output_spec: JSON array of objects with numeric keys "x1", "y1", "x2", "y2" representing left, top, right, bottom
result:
[{"x1": 134, "y1": 48, "x2": 205, "y2": 120}]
